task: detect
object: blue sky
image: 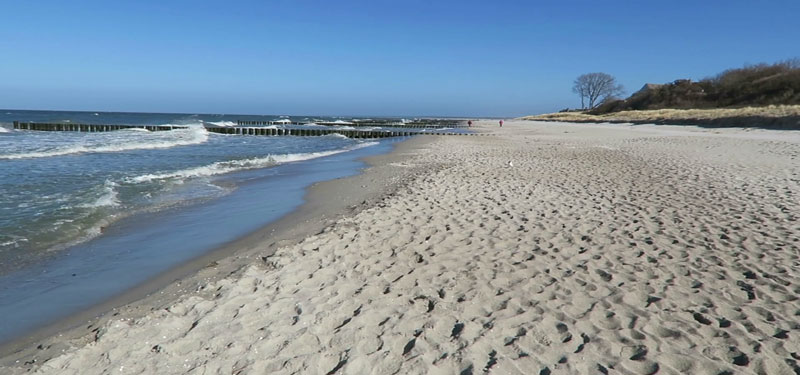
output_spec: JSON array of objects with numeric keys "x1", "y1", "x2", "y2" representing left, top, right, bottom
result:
[{"x1": 1, "y1": 1, "x2": 798, "y2": 117}]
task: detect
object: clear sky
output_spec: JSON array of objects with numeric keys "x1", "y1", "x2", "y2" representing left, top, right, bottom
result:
[{"x1": 1, "y1": 1, "x2": 798, "y2": 117}]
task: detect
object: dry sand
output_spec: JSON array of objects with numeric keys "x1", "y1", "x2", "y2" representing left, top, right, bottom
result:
[
  {"x1": 4, "y1": 120, "x2": 800, "y2": 374},
  {"x1": 521, "y1": 105, "x2": 800, "y2": 129}
]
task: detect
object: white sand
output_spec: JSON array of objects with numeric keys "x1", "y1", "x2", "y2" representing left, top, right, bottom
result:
[
  {"x1": 6, "y1": 120, "x2": 800, "y2": 374},
  {"x1": 521, "y1": 105, "x2": 800, "y2": 123}
]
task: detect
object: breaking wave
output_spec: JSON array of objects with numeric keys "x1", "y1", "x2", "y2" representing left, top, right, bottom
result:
[
  {"x1": 78, "y1": 181, "x2": 120, "y2": 208},
  {"x1": 127, "y1": 142, "x2": 378, "y2": 183},
  {"x1": 207, "y1": 121, "x2": 237, "y2": 127},
  {"x1": 0, "y1": 127, "x2": 209, "y2": 160}
]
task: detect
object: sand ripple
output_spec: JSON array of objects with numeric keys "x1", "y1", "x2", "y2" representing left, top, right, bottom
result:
[{"x1": 11, "y1": 121, "x2": 800, "y2": 374}]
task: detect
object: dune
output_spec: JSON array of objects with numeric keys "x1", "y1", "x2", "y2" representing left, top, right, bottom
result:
[{"x1": 520, "y1": 105, "x2": 800, "y2": 129}]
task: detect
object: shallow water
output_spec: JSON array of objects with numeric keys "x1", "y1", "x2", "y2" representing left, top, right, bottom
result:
[
  {"x1": 0, "y1": 110, "x2": 408, "y2": 343},
  {"x1": 0, "y1": 140, "x2": 398, "y2": 343},
  {"x1": 0, "y1": 111, "x2": 380, "y2": 274}
]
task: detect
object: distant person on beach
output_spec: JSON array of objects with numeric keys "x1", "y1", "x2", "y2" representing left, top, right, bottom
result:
[
  {"x1": 468, "y1": 120, "x2": 472, "y2": 127},
  {"x1": 499, "y1": 120, "x2": 504, "y2": 127}
]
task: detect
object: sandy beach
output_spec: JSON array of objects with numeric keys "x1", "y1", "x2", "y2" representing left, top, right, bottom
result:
[
  {"x1": 3, "y1": 120, "x2": 800, "y2": 374},
  {"x1": 521, "y1": 105, "x2": 800, "y2": 129}
]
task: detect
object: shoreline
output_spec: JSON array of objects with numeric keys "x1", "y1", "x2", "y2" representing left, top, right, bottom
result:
[
  {"x1": 4, "y1": 120, "x2": 799, "y2": 374},
  {"x1": 0, "y1": 135, "x2": 437, "y2": 366}
]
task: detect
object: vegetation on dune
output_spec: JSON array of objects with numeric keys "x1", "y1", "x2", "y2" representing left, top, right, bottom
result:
[
  {"x1": 592, "y1": 59, "x2": 800, "y2": 114},
  {"x1": 525, "y1": 59, "x2": 800, "y2": 129},
  {"x1": 524, "y1": 105, "x2": 800, "y2": 121}
]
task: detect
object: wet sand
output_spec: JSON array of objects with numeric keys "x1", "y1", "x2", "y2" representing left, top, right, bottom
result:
[{"x1": 3, "y1": 120, "x2": 800, "y2": 374}]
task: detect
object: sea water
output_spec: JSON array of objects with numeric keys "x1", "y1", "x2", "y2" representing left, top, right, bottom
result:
[
  {"x1": 0, "y1": 110, "x2": 409, "y2": 342},
  {"x1": 0, "y1": 111, "x2": 379, "y2": 274}
]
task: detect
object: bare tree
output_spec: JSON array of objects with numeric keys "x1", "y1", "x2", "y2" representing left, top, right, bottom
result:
[
  {"x1": 781, "y1": 57, "x2": 800, "y2": 69},
  {"x1": 572, "y1": 73, "x2": 625, "y2": 109}
]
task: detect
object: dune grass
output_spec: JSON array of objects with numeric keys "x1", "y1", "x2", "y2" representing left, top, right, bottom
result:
[{"x1": 521, "y1": 105, "x2": 800, "y2": 123}]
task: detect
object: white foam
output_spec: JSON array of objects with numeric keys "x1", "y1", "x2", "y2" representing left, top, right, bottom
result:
[
  {"x1": 127, "y1": 142, "x2": 378, "y2": 183},
  {"x1": 0, "y1": 127, "x2": 209, "y2": 160},
  {"x1": 207, "y1": 121, "x2": 237, "y2": 127},
  {"x1": 0, "y1": 127, "x2": 10, "y2": 133},
  {"x1": 0, "y1": 237, "x2": 28, "y2": 248},
  {"x1": 326, "y1": 133, "x2": 349, "y2": 139},
  {"x1": 79, "y1": 181, "x2": 120, "y2": 208}
]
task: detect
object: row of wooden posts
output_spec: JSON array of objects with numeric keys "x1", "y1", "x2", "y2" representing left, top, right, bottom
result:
[
  {"x1": 12, "y1": 121, "x2": 484, "y2": 138},
  {"x1": 12, "y1": 122, "x2": 180, "y2": 132},
  {"x1": 205, "y1": 126, "x2": 465, "y2": 138},
  {"x1": 236, "y1": 120, "x2": 467, "y2": 128}
]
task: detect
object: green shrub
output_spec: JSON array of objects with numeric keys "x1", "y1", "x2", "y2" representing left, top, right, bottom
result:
[{"x1": 592, "y1": 59, "x2": 800, "y2": 114}]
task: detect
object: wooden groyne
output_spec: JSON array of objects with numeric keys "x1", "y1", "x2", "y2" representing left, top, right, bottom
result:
[
  {"x1": 12, "y1": 121, "x2": 484, "y2": 138},
  {"x1": 236, "y1": 119, "x2": 466, "y2": 129},
  {"x1": 204, "y1": 127, "x2": 466, "y2": 138},
  {"x1": 236, "y1": 120, "x2": 306, "y2": 126},
  {"x1": 12, "y1": 121, "x2": 182, "y2": 132}
]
